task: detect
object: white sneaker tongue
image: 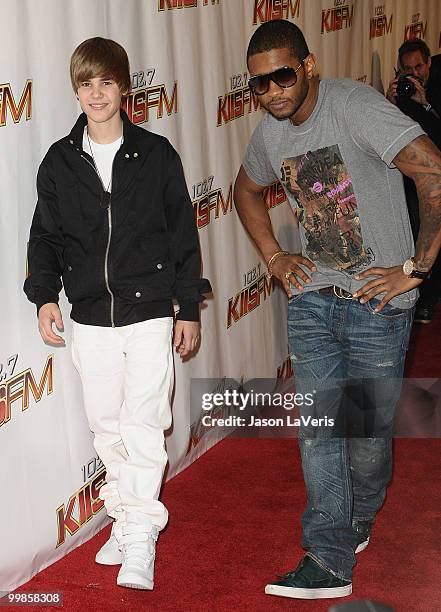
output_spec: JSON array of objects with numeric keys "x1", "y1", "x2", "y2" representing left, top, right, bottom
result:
[{"x1": 129, "y1": 541, "x2": 150, "y2": 554}]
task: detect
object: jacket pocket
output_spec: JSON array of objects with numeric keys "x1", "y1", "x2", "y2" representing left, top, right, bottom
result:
[
  {"x1": 117, "y1": 234, "x2": 170, "y2": 279},
  {"x1": 116, "y1": 262, "x2": 175, "y2": 303},
  {"x1": 62, "y1": 249, "x2": 104, "y2": 303}
]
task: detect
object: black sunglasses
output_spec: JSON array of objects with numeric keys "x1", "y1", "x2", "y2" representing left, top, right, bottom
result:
[{"x1": 248, "y1": 62, "x2": 304, "y2": 95}]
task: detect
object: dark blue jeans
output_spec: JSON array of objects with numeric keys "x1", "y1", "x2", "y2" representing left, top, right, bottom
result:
[{"x1": 287, "y1": 290, "x2": 414, "y2": 581}]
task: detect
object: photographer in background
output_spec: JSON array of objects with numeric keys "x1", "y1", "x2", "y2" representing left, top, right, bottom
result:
[{"x1": 387, "y1": 39, "x2": 441, "y2": 323}]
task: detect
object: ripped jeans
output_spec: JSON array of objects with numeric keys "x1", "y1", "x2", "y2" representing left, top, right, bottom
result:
[{"x1": 287, "y1": 290, "x2": 414, "y2": 581}]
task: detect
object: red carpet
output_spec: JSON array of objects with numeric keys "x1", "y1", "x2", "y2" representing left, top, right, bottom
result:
[
  {"x1": 14, "y1": 307, "x2": 441, "y2": 611},
  {"x1": 405, "y1": 305, "x2": 441, "y2": 377}
]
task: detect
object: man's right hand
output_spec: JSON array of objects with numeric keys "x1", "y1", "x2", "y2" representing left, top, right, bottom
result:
[
  {"x1": 38, "y1": 303, "x2": 65, "y2": 346},
  {"x1": 386, "y1": 78, "x2": 398, "y2": 105},
  {"x1": 270, "y1": 253, "x2": 317, "y2": 298}
]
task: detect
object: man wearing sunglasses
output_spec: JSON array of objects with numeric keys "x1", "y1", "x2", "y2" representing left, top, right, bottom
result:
[{"x1": 235, "y1": 20, "x2": 441, "y2": 600}]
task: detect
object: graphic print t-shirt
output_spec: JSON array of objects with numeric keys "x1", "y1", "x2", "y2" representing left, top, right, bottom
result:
[
  {"x1": 280, "y1": 143, "x2": 373, "y2": 273},
  {"x1": 243, "y1": 79, "x2": 425, "y2": 308}
]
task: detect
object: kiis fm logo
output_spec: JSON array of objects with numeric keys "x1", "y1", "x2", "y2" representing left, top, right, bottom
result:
[
  {"x1": 122, "y1": 69, "x2": 177, "y2": 125},
  {"x1": 273, "y1": 355, "x2": 294, "y2": 393},
  {"x1": 404, "y1": 13, "x2": 427, "y2": 41},
  {"x1": 188, "y1": 377, "x2": 237, "y2": 452},
  {"x1": 192, "y1": 175, "x2": 233, "y2": 229},
  {"x1": 217, "y1": 72, "x2": 260, "y2": 126},
  {"x1": 264, "y1": 181, "x2": 287, "y2": 210},
  {"x1": 0, "y1": 80, "x2": 32, "y2": 127},
  {"x1": 158, "y1": 0, "x2": 219, "y2": 9},
  {"x1": 0, "y1": 355, "x2": 53, "y2": 428},
  {"x1": 253, "y1": 0, "x2": 300, "y2": 25},
  {"x1": 277, "y1": 355, "x2": 294, "y2": 379},
  {"x1": 370, "y1": 5, "x2": 393, "y2": 39},
  {"x1": 322, "y1": 0, "x2": 354, "y2": 34},
  {"x1": 228, "y1": 265, "x2": 274, "y2": 328},
  {"x1": 56, "y1": 461, "x2": 105, "y2": 547}
]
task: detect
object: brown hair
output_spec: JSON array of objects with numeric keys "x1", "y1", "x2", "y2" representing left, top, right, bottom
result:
[
  {"x1": 70, "y1": 37, "x2": 131, "y2": 94},
  {"x1": 399, "y1": 38, "x2": 431, "y2": 65}
]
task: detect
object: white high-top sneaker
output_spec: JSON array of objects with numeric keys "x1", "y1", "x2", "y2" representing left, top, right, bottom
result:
[
  {"x1": 95, "y1": 519, "x2": 124, "y2": 565},
  {"x1": 117, "y1": 512, "x2": 158, "y2": 590}
]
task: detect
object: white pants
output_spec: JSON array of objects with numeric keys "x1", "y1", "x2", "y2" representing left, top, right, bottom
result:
[{"x1": 71, "y1": 317, "x2": 174, "y2": 530}]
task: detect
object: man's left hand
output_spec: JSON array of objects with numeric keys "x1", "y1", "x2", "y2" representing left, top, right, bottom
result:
[
  {"x1": 173, "y1": 320, "x2": 200, "y2": 357},
  {"x1": 353, "y1": 265, "x2": 422, "y2": 312}
]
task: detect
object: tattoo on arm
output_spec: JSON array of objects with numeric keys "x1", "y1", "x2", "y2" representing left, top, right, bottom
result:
[{"x1": 394, "y1": 135, "x2": 441, "y2": 271}]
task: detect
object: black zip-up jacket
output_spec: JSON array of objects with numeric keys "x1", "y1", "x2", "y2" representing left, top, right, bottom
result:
[{"x1": 24, "y1": 110, "x2": 211, "y2": 326}]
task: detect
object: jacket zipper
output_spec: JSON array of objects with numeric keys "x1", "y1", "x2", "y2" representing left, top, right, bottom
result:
[
  {"x1": 81, "y1": 153, "x2": 116, "y2": 327},
  {"x1": 105, "y1": 203, "x2": 115, "y2": 327}
]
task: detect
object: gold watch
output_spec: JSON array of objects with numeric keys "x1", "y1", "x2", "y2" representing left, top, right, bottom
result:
[{"x1": 402, "y1": 258, "x2": 429, "y2": 279}]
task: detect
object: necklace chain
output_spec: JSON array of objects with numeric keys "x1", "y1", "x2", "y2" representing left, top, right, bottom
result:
[{"x1": 86, "y1": 128, "x2": 123, "y2": 193}]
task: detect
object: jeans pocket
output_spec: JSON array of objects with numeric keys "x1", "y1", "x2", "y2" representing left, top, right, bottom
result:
[
  {"x1": 288, "y1": 291, "x2": 306, "y2": 304},
  {"x1": 365, "y1": 299, "x2": 407, "y2": 319}
]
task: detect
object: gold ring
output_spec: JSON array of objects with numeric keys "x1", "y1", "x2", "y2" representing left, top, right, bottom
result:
[{"x1": 285, "y1": 272, "x2": 291, "y2": 280}]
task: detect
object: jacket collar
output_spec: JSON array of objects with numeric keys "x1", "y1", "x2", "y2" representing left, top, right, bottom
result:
[{"x1": 68, "y1": 109, "x2": 142, "y2": 158}]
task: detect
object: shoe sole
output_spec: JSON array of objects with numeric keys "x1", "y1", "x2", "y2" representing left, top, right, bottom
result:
[
  {"x1": 117, "y1": 567, "x2": 153, "y2": 591},
  {"x1": 117, "y1": 581, "x2": 152, "y2": 590},
  {"x1": 265, "y1": 583, "x2": 352, "y2": 599},
  {"x1": 355, "y1": 537, "x2": 369, "y2": 554},
  {"x1": 117, "y1": 576, "x2": 153, "y2": 590}
]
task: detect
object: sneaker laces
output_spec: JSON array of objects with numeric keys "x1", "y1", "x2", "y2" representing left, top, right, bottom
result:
[
  {"x1": 276, "y1": 556, "x2": 310, "y2": 580},
  {"x1": 121, "y1": 541, "x2": 155, "y2": 570},
  {"x1": 120, "y1": 525, "x2": 158, "y2": 567}
]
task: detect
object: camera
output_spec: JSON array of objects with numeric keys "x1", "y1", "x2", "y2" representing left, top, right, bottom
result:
[{"x1": 396, "y1": 75, "x2": 422, "y2": 98}]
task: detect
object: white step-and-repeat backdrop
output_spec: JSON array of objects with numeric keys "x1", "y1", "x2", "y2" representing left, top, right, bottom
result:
[{"x1": 1, "y1": 0, "x2": 439, "y2": 592}]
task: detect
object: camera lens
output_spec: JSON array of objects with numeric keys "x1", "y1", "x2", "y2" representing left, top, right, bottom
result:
[{"x1": 396, "y1": 76, "x2": 416, "y2": 98}]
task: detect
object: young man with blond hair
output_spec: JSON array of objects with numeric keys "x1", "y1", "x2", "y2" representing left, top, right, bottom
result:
[{"x1": 25, "y1": 37, "x2": 210, "y2": 590}]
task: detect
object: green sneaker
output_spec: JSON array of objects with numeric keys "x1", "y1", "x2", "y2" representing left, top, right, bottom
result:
[
  {"x1": 264, "y1": 555, "x2": 352, "y2": 599},
  {"x1": 353, "y1": 520, "x2": 373, "y2": 554}
]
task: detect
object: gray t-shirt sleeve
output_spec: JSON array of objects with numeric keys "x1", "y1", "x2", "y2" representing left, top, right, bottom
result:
[
  {"x1": 344, "y1": 83, "x2": 425, "y2": 166},
  {"x1": 242, "y1": 120, "x2": 278, "y2": 186}
]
